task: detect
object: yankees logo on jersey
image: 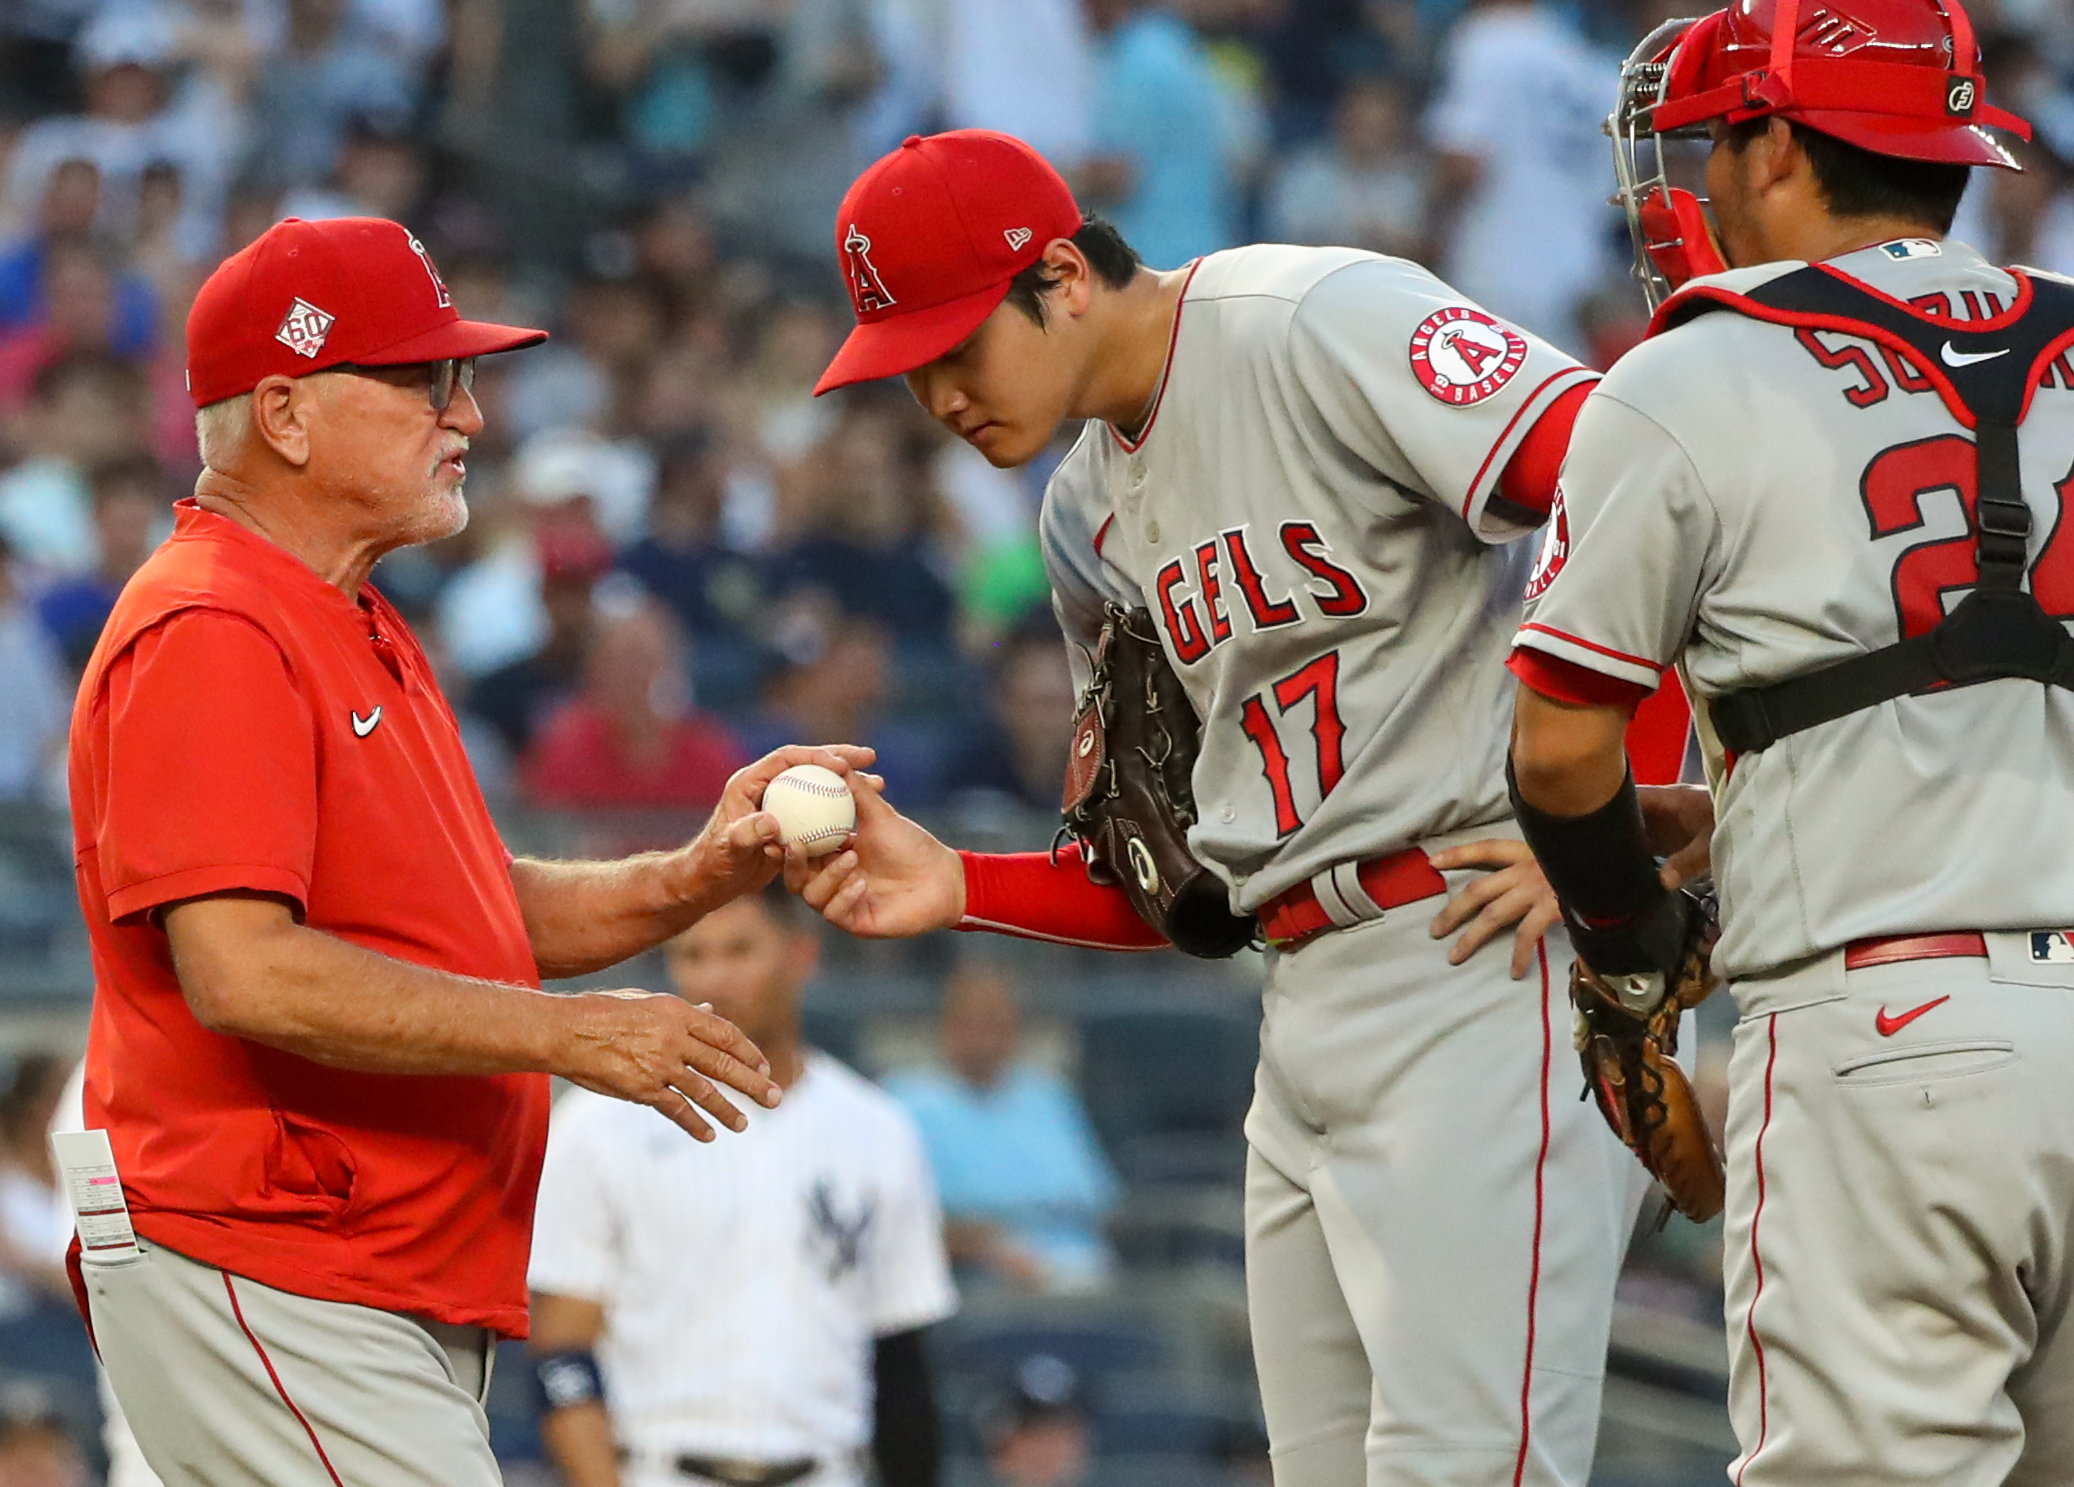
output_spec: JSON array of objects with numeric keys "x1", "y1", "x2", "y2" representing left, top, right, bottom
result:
[{"x1": 806, "y1": 1180, "x2": 877, "y2": 1282}]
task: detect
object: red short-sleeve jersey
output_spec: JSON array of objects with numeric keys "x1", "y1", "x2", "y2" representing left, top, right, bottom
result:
[{"x1": 69, "y1": 501, "x2": 549, "y2": 1335}]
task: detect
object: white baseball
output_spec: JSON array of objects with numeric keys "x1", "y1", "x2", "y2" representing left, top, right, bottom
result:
[{"x1": 761, "y1": 764, "x2": 856, "y2": 854}]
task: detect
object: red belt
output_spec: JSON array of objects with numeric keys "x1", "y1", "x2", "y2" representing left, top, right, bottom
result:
[
  {"x1": 1843, "y1": 932, "x2": 1988, "y2": 970},
  {"x1": 1257, "y1": 847, "x2": 1448, "y2": 950}
]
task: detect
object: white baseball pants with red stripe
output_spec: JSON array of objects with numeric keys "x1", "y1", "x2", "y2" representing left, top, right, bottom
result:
[
  {"x1": 83, "y1": 1238, "x2": 502, "y2": 1486},
  {"x1": 1723, "y1": 941, "x2": 2074, "y2": 1486},
  {"x1": 1243, "y1": 902, "x2": 1642, "y2": 1487}
]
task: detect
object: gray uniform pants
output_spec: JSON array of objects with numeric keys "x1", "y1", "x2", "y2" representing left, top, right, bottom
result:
[
  {"x1": 82, "y1": 1237, "x2": 502, "y2": 1487},
  {"x1": 1244, "y1": 900, "x2": 1640, "y2": 1487},
  {"x1": 1723, "y1": 941, "x2": 2074, "y2": 1486}
]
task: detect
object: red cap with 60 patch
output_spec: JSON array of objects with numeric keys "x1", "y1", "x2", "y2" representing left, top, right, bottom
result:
[
  {"x1": 814, "y1": 131, "x2": 1082, "y2": 396},
  {"x1": 185, "y1": 217, "x2": 547, "y2": 408}
]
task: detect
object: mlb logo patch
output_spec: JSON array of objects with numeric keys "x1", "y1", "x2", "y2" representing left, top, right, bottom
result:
[
  {"x1": 2030, "y1": 931, "x2": 2074, "y2": 962},
  {"x1": 1880, "y1": 238, "x2": 1942, "y2": 261},
  {"x1": 275, "y1": 297, "x2": 336, "y2": 358}
]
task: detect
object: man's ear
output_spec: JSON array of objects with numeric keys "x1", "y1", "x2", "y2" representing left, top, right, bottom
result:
[
  {"x1": 250, "y1": 374, "x2": 317, "y2": 469},
  {"x1": 1754, "y1": 116, "x2": 1807, "y2": 198},
  {"x1": 1043, "y1": 239, "x2": 1098, "y2": 321}
]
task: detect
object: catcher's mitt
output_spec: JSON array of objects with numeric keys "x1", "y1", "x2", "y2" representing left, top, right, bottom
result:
[
  {"x1": 1060, "y1": 605, "x2": 1255, "y2": 959},
  {"x1": 1571, "y1": 887, "x2": 1725, "y2": 1224}
]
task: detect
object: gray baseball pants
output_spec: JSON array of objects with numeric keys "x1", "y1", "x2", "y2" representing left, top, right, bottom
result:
[
  {"x1": 82, "y1": 1236, "x2": 502, "y2": 1487},
  {"x1": 1244, "y1": 898, "x2": 1642, "y2": 1487},
  {"x1": 1723, "y1": 938, "x2": 2074, "y2": 1485}
]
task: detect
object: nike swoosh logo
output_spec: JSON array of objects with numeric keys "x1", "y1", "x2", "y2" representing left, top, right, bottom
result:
[
  {"x1": 351, "y1": 707, "x2": 383, "y2": 737},
  {"x1": 1875, "y1": 995, "x2": 1950, "y2": 1036},
  {"x1": 1941, "y1": 342, "x2": 2010, "y2": 367}
]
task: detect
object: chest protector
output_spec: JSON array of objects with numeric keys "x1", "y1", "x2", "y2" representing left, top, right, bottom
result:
[{"x1": 1656, "y1": 264, "x2": 2074, "y2": 755}]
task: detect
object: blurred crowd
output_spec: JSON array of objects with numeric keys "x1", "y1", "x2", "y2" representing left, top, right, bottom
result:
[
  {"x1": 4, "y1": 0, "x2": 2074, "y2": 825},
  {"x1": 4, "y1": 0, "x2": 2074, "y2": 1477}
]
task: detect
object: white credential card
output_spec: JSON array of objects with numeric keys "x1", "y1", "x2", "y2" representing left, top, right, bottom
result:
[{"x1": 51, "y1": 1129, "x2": 141, "y2": 1261}]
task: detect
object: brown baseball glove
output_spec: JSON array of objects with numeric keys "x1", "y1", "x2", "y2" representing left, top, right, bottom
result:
[
  {"x1": 1060, "y1": 604, "x2": 1255, "y2": 959},
  {"x1": 1571, "y1": 888, "x2": 1725, "y2": 1224}
]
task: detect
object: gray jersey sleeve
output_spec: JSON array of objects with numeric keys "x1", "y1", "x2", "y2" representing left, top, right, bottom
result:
[
  {"x1": 1514, "y1": 383, "x2": 1719, "y2": 691},
  {"x1": 1285, "y1": 257, "x2": 1597, "y2": 542},
  {"x1": 1040, "y1": 425, "x2": 1140, "y2": 692}
]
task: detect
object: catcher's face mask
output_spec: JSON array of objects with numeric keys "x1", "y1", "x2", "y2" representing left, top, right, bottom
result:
[{"x1": 1611, "y1": 0, "x2": 2029, "y2": 309}]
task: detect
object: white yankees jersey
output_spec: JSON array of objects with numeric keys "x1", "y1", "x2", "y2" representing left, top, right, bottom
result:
[
  {"x1": 1519, "y1": 237, "x2": 2074, "y2": 980},
  {"x1": 1042, "y1": 244, "x2": 1596, "y2": 910},
  {"x1": 527, "y1": 1055, "x2": 957, "y2": 1467}
]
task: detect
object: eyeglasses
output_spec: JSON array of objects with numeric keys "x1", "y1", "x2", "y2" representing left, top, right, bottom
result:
[{"x1": 336, "y1": 357, "x2": 478, "y2": 412}]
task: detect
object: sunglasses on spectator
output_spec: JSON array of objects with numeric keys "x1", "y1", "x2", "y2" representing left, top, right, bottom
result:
[{"x1": 336, "y1": 358, "x2": 478, "y2": 412}]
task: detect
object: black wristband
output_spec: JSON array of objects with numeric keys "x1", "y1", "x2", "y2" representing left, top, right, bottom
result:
[
  {"x1": 531, "y1": 1349, "x2": 606, "y2": 1414},
  {"x1": 1508, "y1": 761, "x2": 1673, "y2": 975}
]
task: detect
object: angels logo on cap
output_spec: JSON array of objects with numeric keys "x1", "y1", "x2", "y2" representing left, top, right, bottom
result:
[
  {"x1": 1408, "y1": 307, "x2": 1528, "y2": 406},
  {"x1": 407, "y1": 233, "x2": 454, "y2": 309},
  {"x1": 843, "y1": 226, "x2": 897, "y2": 314},
  {"x1": 275, "y1": 297, "x2": 337, "y2": 359}
]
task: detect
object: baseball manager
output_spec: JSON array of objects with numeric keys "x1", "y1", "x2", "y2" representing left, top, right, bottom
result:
[{"x1": 62, "y1": 216, "x2": 865, "y2": 1487}]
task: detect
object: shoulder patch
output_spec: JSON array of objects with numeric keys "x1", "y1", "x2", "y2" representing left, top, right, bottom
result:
[
  {"x1": 1409, "y1": 307, "x2": 1528, "y2": 406},
  {"x1": 1523, "y1": 485, "x2": 1569, "y2": 602}
]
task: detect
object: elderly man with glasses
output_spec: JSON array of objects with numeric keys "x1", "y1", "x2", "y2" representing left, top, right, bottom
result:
[{"x1": 60, "y1": 217, "x2": 867, "y2": 1487}]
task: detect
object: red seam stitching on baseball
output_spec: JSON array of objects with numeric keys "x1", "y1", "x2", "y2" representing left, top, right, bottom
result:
[{"x1": 223, "y1": 1272, "x2": 348, "y2": 1487}]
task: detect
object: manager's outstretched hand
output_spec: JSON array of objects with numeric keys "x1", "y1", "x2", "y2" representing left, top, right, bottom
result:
[{"x1": 786, "y1": 775, "x2": 965, "y2": 938}]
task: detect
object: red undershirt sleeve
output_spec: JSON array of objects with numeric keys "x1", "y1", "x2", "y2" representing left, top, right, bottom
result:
[
  {"x1": 956, "y1": 845, "x2": 1170, "y2": 951},
  {"x1": 1508, "y1": 650, "x2": 1694, "y2": 787},
  {"x1": 1495, "y1": 380, "x2": 1593, "y2": 519}
]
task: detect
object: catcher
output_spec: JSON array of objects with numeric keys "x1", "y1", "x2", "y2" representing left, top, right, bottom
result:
[{"x1": 1509, "y1": 0, "x2": 2074, "y2": 1478}]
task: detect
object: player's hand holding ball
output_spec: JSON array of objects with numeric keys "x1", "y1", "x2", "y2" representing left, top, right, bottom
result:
[{"x1": 763, "y1": 764, "x2": 858, "y2": 856}]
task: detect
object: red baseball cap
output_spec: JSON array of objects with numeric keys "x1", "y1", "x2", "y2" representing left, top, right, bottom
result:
[
  {"x1": 814, "y1": 131, "x2": 1082, "y2": 396},
  {"x1": 186, "y1": 217, "x2": 547, "y2": 408}
]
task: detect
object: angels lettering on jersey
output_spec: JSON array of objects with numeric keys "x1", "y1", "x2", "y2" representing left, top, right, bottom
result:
[{"x1": 1151, "y1": 521, "x2": 1372, "y2": 666}]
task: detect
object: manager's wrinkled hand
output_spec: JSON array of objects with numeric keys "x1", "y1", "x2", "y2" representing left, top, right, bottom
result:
[
  {"x1": 559, "y1": 989, "x2": 781, "y2": 1141},
  {"x1": 686, "y1": 744, "x2": 877, "y2": 895}
]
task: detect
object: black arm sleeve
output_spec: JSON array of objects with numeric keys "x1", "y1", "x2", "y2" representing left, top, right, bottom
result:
[
  {"x1": 872, "y1": 1327, "x2": 940, "y2": 1487},
  {"x1": 1508, "y1": 761, "x2": 1686, "y2": 974}
]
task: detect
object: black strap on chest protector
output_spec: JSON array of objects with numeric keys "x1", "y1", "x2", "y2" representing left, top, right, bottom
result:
[{"x1": 1668, "y1": 266, "x2": 2074, "y2": 755}]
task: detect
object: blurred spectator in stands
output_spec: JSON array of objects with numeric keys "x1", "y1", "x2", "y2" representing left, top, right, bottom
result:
[
  {"x1": 771, "y1": 398, "x2": 955, "y2": 638},
  {"x1": 979, "y1": 1355, "x2": 1091, "y2": 1487},
  {"x1": 468, "y1": 521, "x2": 613, "y2": 760},
  {"x1": 253, "y1": 0, "x2": 420, "y2": 189},
  {"x1": 1982, "y1": 136, "x2": 2074, "y2": 277},
  {"x1": 507, "y1": 269, "x2": 668, "y2": 442},
  {"x1": 620, "y1": 428, "x2": 767, "y2": 641},
  {"x1": 888, "y1": 964, "x2": 1119, "y2": 1294},
  {"x1": 944, "y1": 612, "x2": 1076, "y2": 815},
  {"x1": 631, "y1": 193, "x2": 723, "y2": 329},
  {"x1": 437, "y1": 429, "x2": 650, "y2": 676},
  {"x1": 0, "y1": 1054, "x2": 70, "y2": 1316},
  {"x1": 3, "y1": 3, "x2": 245, "y2": 262},
  {"x1": 0, "y1": 0, "x2": 90, "y2": 121},
  {"x1": 0, "y1": 354, "x2": 152, "y2": 576},
  {"x1": 36, "y1": 454, "x2": 165, "y2": 669},
  {"x1": 941, "y1": 0, "x2": 1094, "y2": 165},
  {"x1": 278, "y1": 113, "x2": 431, "y2": 223},
  {"x1": 0, "y1": 540, "x2": 68, "y2": 804},
  {"x1": 521, "y1": 595, "x2": 743, "y2": 810},
  {"x1": 0, "y1": 159, "x2": 158, "y2": 352},
  {"x1": 1082, "y1": 0, "x2": 1245, "y2": 269},
  {"x1": 1423, "y1": 0, "x2": 1613, "y2": 352},
  {"x1": 1265, "y1": 73, "x2": 1427, "y2": 258},
  {"x1": 0, "y1": 1382, "x2": 87, "y2": 1487},
  {"x1": 0, "y1": 240, "x2": 153, "y2": 406}
]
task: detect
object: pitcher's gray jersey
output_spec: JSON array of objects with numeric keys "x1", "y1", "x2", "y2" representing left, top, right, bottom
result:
[
  {"x1": 1518, "y1": 237, "x2": 2074, "y2": 979},
  {"x1": 1041, "y1": 244, "x2": 1596, "y2": 911}
]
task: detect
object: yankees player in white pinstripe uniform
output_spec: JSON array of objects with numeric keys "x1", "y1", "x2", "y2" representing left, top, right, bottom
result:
[
  {"x1": 528, "y1": 883, "x2": 957, "y2": 1487},
  {"x1": 787, "y1": 129, "x2": 1707, "y2": 1487}
]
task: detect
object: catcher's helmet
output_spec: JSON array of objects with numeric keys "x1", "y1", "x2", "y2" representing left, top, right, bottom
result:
[{"x1": 1609, "y1": 0, "x2": 2031, "y2": 305}]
